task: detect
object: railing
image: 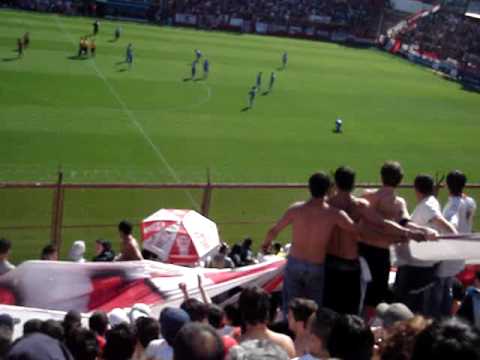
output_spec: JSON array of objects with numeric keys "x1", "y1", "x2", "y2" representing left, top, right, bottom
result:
[{"x1": 1, "y1": 172, "x2": 480, "y2": 263}]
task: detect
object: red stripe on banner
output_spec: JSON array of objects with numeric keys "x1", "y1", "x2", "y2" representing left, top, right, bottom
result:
[
  {"x1": 89, "y1": 277, "x2": 164, "y2": 311},
  {"x1": 203, "y1": 259, "x2": 286, "y2": 284},
  {"x1": 262, "y1": 274, "x2": 284, "y2": 293}
]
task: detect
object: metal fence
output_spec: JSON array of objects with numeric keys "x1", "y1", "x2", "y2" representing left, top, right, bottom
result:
[{"x1": 1, "y1": 172, "x2": 480, "y2": 263}]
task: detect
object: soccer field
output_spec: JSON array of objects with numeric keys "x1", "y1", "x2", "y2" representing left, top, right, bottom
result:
[{"x1": 1, "y1": 10, "x2": 479, "y2": 262}]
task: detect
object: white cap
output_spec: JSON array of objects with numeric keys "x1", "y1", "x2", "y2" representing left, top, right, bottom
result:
[
  {"x1": 129, "y1": 303, "x2": 152, "y2": 322},
  {"x1": 69, "y1": 241, "x2": 86, "y2": 262},
  {"x1": 108, "y1": 308, "x2": 130, "y2": 326}
]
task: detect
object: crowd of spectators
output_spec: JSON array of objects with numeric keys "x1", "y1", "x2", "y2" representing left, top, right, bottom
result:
[{"x1": 397, "y1": 9, "x2": 480, "y2": 70}]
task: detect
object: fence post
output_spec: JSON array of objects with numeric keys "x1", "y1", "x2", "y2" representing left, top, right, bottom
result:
[
  {"x1": 50, "y1": 171, "x2": 65, "y2": 252},
  {"x1": 201, "y1": 168, "x2": 213, "y2": 217}
]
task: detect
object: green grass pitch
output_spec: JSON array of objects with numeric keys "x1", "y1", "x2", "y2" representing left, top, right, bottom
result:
[{"x1": 1, "y1": 10, "x2": 479, "y2": 263}]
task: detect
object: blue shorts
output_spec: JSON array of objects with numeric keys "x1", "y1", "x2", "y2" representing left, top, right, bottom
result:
[{"x1": 283, "y1": 256, "x2": 325, "y2": 316}]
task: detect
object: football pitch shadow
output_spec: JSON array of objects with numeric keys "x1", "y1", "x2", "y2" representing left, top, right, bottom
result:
[
  {"x1": 2, "y1": 57, "x2": 19, "y2": 62},
  {"x1": 241, "y1": 107, "x2": 250, "y2": 112}
]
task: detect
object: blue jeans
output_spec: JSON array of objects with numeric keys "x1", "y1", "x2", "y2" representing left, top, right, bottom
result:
[{"x1": 283, "y1": 256, "x2": 325, "y2": 316}]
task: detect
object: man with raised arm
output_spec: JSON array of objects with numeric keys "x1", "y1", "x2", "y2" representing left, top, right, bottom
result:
[{"x1": 262, "y1": 171, "x2": 425, "y2": 314}]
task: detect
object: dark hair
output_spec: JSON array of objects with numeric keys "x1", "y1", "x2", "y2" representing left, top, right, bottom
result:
[
  {"x1": 64, "y1": 310, "x2": 82, "y2": 336},
  {"x1": 476, "y1": 271, "x2": 480, "y2": 282},
  {"x1": 65, "y1": 327, "x2": 99, "y2": 360},
  {"x1": 89, "y1": 311, "x2": 109, "y2": 336},
  {"x1": 0, "y1": 239, "x2": 12, "y2": 256},
  {"x1": 218, "y1": 244, "x2": 228, "y2": 254},
  {"x1": 411, "y1": 318, "x2": 480, "y2": 360},
  {"x1": 335, "y1": 166, "x2": 356, "y2": 192},
  {"x1": 207, "y1": 304, "x2": 225, "y2": 329},
  {"x1": 309, "y1": 308, "x2": 338, "y2": 345},
  {"x1": 224, "y1": 304, "x2": 242, "y2": 327},
  {"x1": 447, "y1": 170, "x2": 467, "y2": 197},
  {"x1": 381, "y1": 162, "x2": 404, "y2": 187},
  {"x1": 289, "y1": 298, "x2": 318, "y2": 324},
  {"x1": 135, "y1": 317, "x2": 160, "y2": 348},
  {"x1": 180, "y1": 298, "x2": 209, "y2": 322},
  {"x1": 239, "y1": 286, "x2": 270, "y2": 326},
  {"x1": 40, "y1": 244, "x2": 57, "y2": 260},
  {"x1": 103, "y1": 324, "x2": 136, "y2": 360},
  {"x1": 41, "y1": 319, "x2": 64, "y2": 341},
  {"x1": 380, "y1": 316, "x2": 431, "y2": 360},
  {"x1": 272, "y1": 242, "x2": 282, "y2": 253},
  {"x1": 173, "y1": 323, "x2": 224, "y2": 360},
  {"x1": 243, "y1": 238, "x2": 253, "y2": 247},
  {"x1": 414, "y1": 174, "x2": 434, "y2": 196},
  {"x1": 0, "y1": 325, "x2": 12, "y2": 358},
  {"x1": 96, "y1": 239, "x2": 112, "y2": 252},
  {"x1": 23, "y1": 319, "x2": 43, "y2": 335},
  {"x1": 308, "y1": 172, "x2": 331, "y2": 198},
  {"x1": 118, "y1": 220, "x2": 133, "y2": 235},
  {"x1": 328, "y1": 315, "x2": 374, "y2": 360}
]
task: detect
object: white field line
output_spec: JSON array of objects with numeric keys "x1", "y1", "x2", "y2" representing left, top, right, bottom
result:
[{"x1": 54, "y1": 15, "x2": 200, "y2": 209}]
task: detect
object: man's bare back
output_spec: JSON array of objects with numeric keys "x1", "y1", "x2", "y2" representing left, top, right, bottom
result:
[
  {"x1": 264, "y1": 198, "x2": 356, "y2": 264},
  {"x1": 361, "y1": 188, "x2": 409, "y2": 249}
]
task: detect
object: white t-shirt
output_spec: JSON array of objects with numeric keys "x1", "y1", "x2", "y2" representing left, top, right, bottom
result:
[
  {"x1": 438, "y1": 195, "x2": 478, "y2": 277},
  {"x1": 293, "y1": 354, "x2": 323, "y2": 360},
  {"x1": 395, "y1": 196, "x2": 442, "y2": 267},
  {"x1": 443, "y1": 195, "x2": 476, "y2": 233},
  {"x1": 145, "y1": 339, "x2": 172, "y2": 360}
]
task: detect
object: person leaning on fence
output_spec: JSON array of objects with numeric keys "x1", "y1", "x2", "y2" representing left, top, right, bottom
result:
[{"x1": 115, "y1": 220, "x2": 143, "y2": 261}]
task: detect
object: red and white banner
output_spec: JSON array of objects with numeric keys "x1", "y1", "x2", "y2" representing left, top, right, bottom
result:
[{"x1": 0, "y1": 258, "x2": 286, "y2": 316}]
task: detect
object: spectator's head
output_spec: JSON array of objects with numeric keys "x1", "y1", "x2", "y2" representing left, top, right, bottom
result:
[
  {"x1": 40, "y1": 244, "x2": 58, "y2": 261},
  {"x1": 308, "y1": 172, "x2": 331, "y2": 198},
  {"x1": 7, "y1": 333, "x2": 72, "y2": 360},
  {"x1": 327, "y1": 314, "x2": 374, "y2": 360},
  {"x1": 89, "y1": 311, "x2": 108, "y2": 336},
  {"x1": 41, "y1": 319, "x2": 64, "y2": 341},
  {"x1": 475, "y1": 271, "x2": 480, "y2": 288},
  {"x1": 135, "y1": 316, "x2": 160, "y2": 349},
  {"x1": 108, "y1": 308, "x2": 130, "y2": 327},
  {"x1": 447, "y1": 170, "x2": 467, "y2": 196},
  {"x1": 380, "y1": 316, "x2": 432, "y2": 360},
  {"x1": 180, "y1": 298, "x2": 209, "y2": 323},
  {"x1": 381, "y1": 161, "x2": 404, "y2": 187},
  {"x1": 307, "y1": 307, "x2": 338, "y2": 359},
  {"x1": 63, "y1": 310, "x2": 82, "y2": 336},
  {"x1": 129, "y1": 303, "x2": 152, "y2": 323},
  {"x1": 207, "y1": 304, "x2": 225, "y2": 330},
  {"x1": 239, "y1": 286, "x2": 270, "y2": 327},
  {"x1": 414, "y1": 174, "x2": 435, "y2": 199},
  {"x1": 23, "y1": 319, "x2": 43, "y2": 335},
  {"x1": 0, "y1": 314, "x2": 15, "y2": 357},
  {"x1": 242, "y1": 238, "x2": 253, "y2": 248},
  {"x1": 218, "y1": 243, "x2": 228, "y2": 255},
  {"x1": 68, "y1": 241, "x2": 86, "y2": 262},
  {"x1": 411, "y1": 317, "x2": 480, "y2": 360},
  {"x1": 287, "y1": 298, "x2": 318, "y2": 335},
  {"x1": 224, "y1": 304, "x2": 241, "y2": 327},
  {"x1": 376, "y1": 302, "x2": 414, "y2": 329},
  {"x1": 95, "y1": 239, "x2": 112, "y2": 255},
  {"x1": 65, "y1": 327, "x2": 98, "y2": 360},
  {"x1": 335, "y1": 166, "x2": 356, "y2": 192},
  {"x1": 227, "y1": 339, "x2": 289, "y2": 360},
  {"x1": 103, "y1": 323, "x2": 136, "y2": 360},
  {"x1": 173, "y1": 323, "x2": 224, "y2": 360},
  {"x1": 159, "y1": 307, "x2": 190, "y2": 346},
  {"x1": 272, "y1": 242, "x2": 282, "y2": 255},
  {"x1": 118, "y1": 220, "x2": 133, "y2": 239},
  {"x1": 0, "y1": 238, "x2": 12, "y2": 258}
]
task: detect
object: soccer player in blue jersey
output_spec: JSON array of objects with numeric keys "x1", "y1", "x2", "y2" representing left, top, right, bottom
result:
[
  {"x1": 256, "y1": 72, "x2": 262, "y2": 91},
  {"x1": 203, "y1": 59, "x2": 210, "y2": 79},
  {"x1": 195, "y1": 49, "x2": 202, "y2": 61},
  {"x1": 126, "y1": 43, "x2": 133, "y2": 69},
  {"x1": 269, "y1": 72, "x2": 276, "y2": 92},
  {"x1": 248, "y1": 86, "x2": 257, "y2": 108}
]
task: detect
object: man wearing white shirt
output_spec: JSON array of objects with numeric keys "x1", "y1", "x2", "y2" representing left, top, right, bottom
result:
[
  {"x1": 434, "y1": 170, "x2": 478, "y2": 317},
  {"x1": 394, "y1": 175, "x2": 457, "y2": 315}
]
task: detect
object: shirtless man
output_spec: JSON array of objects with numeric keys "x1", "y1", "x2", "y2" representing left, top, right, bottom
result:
[
  {"x1": 116, "y1": 220, "x2": 143, "y2": 261},
  {"x1": 324, "y1": 166, "x2": 427, "y2": 315},
  {"x1": 358, "y1": 161, "x2": 413, "y2": 316}
]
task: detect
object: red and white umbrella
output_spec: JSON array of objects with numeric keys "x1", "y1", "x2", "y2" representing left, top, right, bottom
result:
[{"x1": 141, "y1": 209, "x2": 220, "y2": 265}]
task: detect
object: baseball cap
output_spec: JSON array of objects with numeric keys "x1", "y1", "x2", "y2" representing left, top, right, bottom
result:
[
  {"x1": 108, "y1": 308, "x2": 130, "y2": 327},
  {"x1": 376, "y1": 302, "x2": 414, "y2": 327},
  {"x1": 159, "y1": 307, "x2": 190, "y2": 345},
  {"x1": 129, "y1": 303, "x2": 152, "y2": 322}
]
